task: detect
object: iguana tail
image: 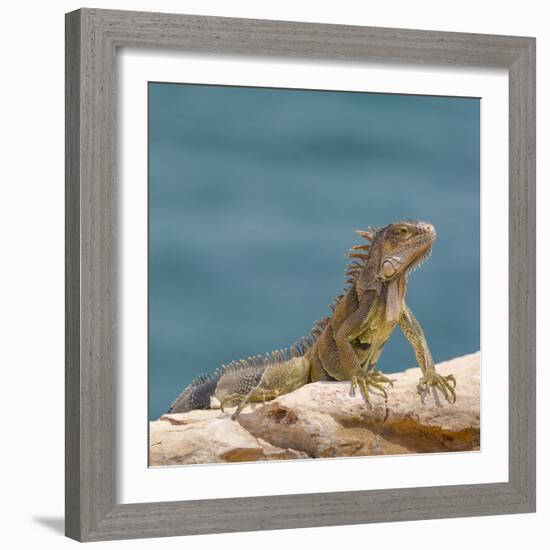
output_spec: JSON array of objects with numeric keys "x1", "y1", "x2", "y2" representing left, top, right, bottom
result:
[
  {"x1": 168, "y1": 370, "x2": 223, "y2": 413},
  {"x1": 167, "y1": 317, "x2": 329, "y2": 414}
]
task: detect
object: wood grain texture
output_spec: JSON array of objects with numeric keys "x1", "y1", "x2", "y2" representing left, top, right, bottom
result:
[
  {"x1": 508, "y1": 41, "x2": 536, "y2": 508},
  {"x1": 65, "y1": 7, "x2": 536, "y2": 542},
  {"x1": 65, "y1": 10, "x2": 81, "y2": 541}
]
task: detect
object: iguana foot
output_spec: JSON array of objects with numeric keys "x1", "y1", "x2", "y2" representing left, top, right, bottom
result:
[
  {"x1": 219, "y1": 393, "x2": 244, "y2": 412},
  {"x1": 416, "y1": 370, "x2": 456, "y2": 403},
  {"x1": 350, "y1": 370, "x2": 394, "y2": 403},
  {"x1": 230, "y1": 388, "x2": 279, "y2": 420}
]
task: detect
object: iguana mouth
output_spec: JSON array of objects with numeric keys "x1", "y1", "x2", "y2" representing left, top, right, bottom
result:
[
  {"x1": 408, "y1": 230, "x2": 435, "y2": 269},
  {"x1": 389, "y1": 229, "x2": 435, "y2": 277},
  {"x1": 407, "y1": 245, "x2": 433, "y2": 275}
]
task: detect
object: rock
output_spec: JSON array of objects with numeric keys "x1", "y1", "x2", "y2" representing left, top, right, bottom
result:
[
  {"x1": 238, "y1": 352, "x2": 480, "y2": 457},
  {"x1": 149, "y1": 352, "x2": 480, "y2": 465},
  {"x1": 149, "y1": 410, "x2": 309, "y2": 465}
]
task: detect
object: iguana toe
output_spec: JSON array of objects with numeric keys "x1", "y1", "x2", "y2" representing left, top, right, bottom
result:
[
  {"x1": 351, "y1": 371, "x2": 393, "y2": 404},
  {"x1": 417, "y1": 371, "x2": 457, "y2": 404}
]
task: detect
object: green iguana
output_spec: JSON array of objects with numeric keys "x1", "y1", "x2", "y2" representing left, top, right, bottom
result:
[{"x1": 169, "y1": 220, "x2": 456, "y2": 420}]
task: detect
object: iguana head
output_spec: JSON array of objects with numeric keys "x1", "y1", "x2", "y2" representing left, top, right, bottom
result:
[
  {"x1": 349, "y1": 220, "x2": 436, "y2": 292},
  {"x1": 373, "y1": 220, "x2": 435, "y2": 280}
]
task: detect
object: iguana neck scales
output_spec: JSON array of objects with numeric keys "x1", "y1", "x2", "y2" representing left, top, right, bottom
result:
[{"x1": 169, "y1": 220, "x2": 456, "y2": 419}]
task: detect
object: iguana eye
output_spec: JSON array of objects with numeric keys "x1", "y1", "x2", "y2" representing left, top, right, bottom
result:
[{"x1": 396, "y1": 226, "x2": 409, "y2": 236}]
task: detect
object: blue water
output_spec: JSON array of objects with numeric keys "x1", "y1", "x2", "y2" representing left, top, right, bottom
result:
[{"x1": 148, "y1": 83, "x2": 480, "y2": 420}]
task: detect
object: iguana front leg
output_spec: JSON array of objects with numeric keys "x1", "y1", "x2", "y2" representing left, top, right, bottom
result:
[
  {"x1": 399, "y1": 302, "x2": 456, "y2": 403},
  {"x1": 334, "y1": 301, "x2": 393, "y2": 403}
]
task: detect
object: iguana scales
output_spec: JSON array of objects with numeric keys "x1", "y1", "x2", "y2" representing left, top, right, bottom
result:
[{"x1": 169, "y1": 220, "x2": 456, "y2": 420}]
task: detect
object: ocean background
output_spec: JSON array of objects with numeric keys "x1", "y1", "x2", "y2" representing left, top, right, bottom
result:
[{"x1": 148, "y1": 83, "x2": 480, "y2": 421}]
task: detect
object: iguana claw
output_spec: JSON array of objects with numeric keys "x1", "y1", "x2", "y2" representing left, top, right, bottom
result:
[
  {"x1": 416, "y1": 370, "x2": 456, "y2": 403},
  {"x1": 350, "y1": 370, "x2": 395, "y2": 403}
]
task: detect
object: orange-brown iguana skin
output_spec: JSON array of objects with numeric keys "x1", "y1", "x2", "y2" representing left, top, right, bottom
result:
[{"x1": 169, "y1": 220, "x2": 456, "y2": 419}]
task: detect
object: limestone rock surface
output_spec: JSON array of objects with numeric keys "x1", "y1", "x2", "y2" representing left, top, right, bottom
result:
[{"x1": 149, "y1": 352, "x2": 480, "y2": 466}]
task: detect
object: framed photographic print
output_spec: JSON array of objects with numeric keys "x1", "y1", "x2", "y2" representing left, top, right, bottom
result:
[{"x1": 65, "y1": 8, "x2": 536, "y2": 542}]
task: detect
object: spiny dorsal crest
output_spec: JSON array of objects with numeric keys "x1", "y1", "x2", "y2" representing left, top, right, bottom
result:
[
  {"x1": 341, "y1": 226, "x2": 380, "y2": 292},
  {"x1": 345, "y1": 227, "x2": 378, "y2": 262},
  {"x1": 189, "y1": 369, "x2": 222, "y2": 387},
  {"x1": 328, "y1": 293, "x2": 345, "y2": 312},
  {"x1": 218, "y1": 316, "x2": 330, "y2": 376},
  {"x1": 168, "y1": 368, "x2": 224, "y2": 412}
]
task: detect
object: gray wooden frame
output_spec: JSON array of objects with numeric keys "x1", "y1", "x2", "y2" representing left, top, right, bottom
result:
[{"x1": 65, "y1": 7, "x2": 536, "y2": 542}]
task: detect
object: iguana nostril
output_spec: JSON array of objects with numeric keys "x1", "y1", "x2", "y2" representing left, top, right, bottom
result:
[{"x1": 421, "y1": 223, "x2": 436, "y2": 238}]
